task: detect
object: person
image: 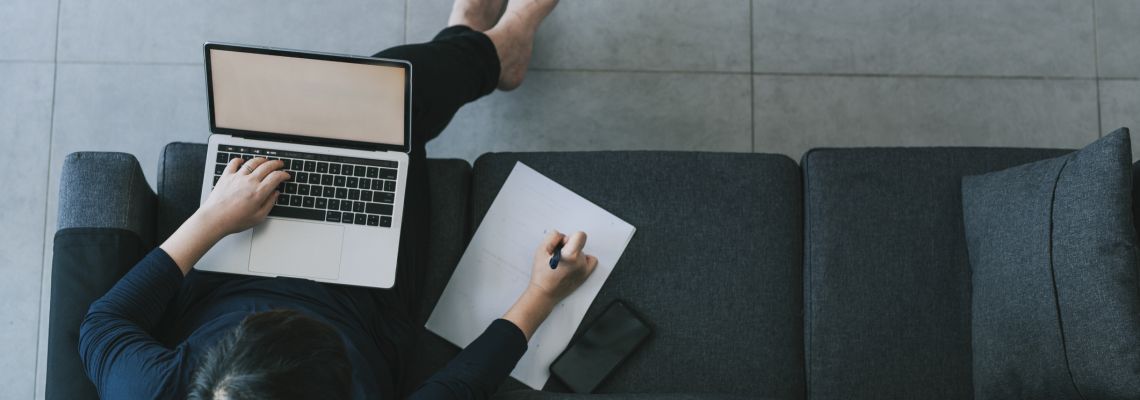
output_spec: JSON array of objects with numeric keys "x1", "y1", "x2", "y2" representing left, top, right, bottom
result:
[{"x1": 77, "y1": 0, "x2": 600, "y2": 399}]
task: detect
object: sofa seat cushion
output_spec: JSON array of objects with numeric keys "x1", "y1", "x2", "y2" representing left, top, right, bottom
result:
[
  {"x1": 802, "y1": 146, "x2": 1072, "y2": 400},
  {"x1": 468, "y1": 152, "x2": 804, "y2": 398},
  {"x1": 962, "y1": 128, "x2": 1140, "y2": 399}
]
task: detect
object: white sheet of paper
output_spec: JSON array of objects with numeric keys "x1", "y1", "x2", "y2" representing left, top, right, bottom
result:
[{"x1": 425, "y1": 161, "x2": 636, "y2": 389}]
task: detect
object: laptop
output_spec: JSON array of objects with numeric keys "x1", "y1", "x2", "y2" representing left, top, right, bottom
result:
[{"x1": 196, "y1": 42, "x2": 412, "y2": 289}]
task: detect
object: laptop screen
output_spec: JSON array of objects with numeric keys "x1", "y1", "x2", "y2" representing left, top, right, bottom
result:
[{"x1": 208, "y1": 48, "x2": 406, "y2": 147}]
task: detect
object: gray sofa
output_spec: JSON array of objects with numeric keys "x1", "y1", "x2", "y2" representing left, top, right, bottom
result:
[{"x1": 46, "y1": 142, "x2": 1131, "y2": 399}]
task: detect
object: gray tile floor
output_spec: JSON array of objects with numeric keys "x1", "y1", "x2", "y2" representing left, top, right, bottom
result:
[{"x1": 1, "y1": 0, "x2": 1137, "y2": 398}]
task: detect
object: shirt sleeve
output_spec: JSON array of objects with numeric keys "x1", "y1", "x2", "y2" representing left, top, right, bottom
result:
[
  {"x1": 78, "y1": 248, "x2": 187, "y2": 400},
  {"x1": 409, "y1": 319, "x2": 529, "y2": 400}
]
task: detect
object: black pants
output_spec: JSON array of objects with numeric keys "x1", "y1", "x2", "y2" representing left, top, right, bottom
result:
[{"x1": 370, "y1": 25, "x2": 500, "y2": 329}]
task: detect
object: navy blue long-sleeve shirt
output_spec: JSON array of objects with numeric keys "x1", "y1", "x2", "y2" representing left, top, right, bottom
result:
[{"x1": 79, "y1": 248, "x2": 527, "y2": 399}]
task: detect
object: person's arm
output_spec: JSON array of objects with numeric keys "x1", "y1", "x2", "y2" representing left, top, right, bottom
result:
[
  {"x1": 79, "y1": 157, "x2": 289, "y2": 398},
  {"x1": 410, "y1": 230, "x2": 599, "y2": 400}
]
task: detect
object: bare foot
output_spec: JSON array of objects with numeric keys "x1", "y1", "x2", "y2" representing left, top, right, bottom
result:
[
  {"x1": 447, "y1": 0, "x2": 507, "y2": 31},
  {"x1": 485, "y1": 0, "x2": 559, "y2": 91}
]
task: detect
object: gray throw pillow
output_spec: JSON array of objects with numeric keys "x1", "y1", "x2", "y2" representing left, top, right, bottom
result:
[{"x1": 962, "y1": 128, "x2": 1140, "y2": 399}]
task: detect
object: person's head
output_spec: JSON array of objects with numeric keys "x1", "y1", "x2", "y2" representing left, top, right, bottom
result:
[{"x1": 188, "y1": 309, "x2": 352, "y2": 400}]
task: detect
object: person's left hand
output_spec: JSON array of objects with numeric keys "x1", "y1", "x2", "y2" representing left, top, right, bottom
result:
[{"x1": 198, "y1": 157, "x2": 291, "y2": 235}]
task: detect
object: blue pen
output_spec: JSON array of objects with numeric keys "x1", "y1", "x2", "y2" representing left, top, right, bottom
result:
[{"x1": 549, "y1": 243, "x2": 563, "y2": 269}]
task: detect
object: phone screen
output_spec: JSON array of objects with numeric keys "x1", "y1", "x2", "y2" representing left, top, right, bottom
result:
[{"x1": 550, "y1": 300, "x2": 652, "y2": 393}]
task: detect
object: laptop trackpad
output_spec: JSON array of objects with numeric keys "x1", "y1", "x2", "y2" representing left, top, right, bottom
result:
[{"x1": 249, "y1": 219, "x2": 343, "y2": 280}]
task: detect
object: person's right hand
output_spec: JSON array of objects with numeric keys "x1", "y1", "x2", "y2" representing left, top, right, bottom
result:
[
  {"x1": 198, "y1": 157, "x2": 291, "y2": 235},
  {"x1": 528, "y1": 230, "x2": 599, "y2": 302}
]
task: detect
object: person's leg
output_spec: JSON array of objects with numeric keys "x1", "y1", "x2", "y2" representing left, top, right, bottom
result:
[
  {"x1": 375, "y1": 0, "x2": 560, "y2": 319},
  {"x1": 372, "y1": 28, "x2": 500, "y2": 322},
  {"x1": 372, "y1": 26, "x2": 500, "y2": 148}
]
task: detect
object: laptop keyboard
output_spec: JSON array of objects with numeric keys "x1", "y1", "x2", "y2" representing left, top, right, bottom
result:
[{"x1": 212, "y1": 145, "x2": 398, "y2": 227}]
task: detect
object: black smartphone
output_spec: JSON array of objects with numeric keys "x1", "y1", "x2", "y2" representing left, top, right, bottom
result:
[{"x1": 550, "y1": 300, "x2": 652, "y2": 393}]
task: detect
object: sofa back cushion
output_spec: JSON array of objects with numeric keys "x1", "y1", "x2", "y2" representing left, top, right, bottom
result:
[
  {"x1": 802, "y1": 147, "x2": 1070, "y2": 400},
  {"x1": 471, "y1": 152, "x2": 805, "y2": 399},
  {"x1": 962, "y1": 128, "x2": 1140, "y2": 399}
]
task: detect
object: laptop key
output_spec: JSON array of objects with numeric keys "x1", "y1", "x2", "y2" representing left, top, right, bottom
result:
[
  {"x1": 358, "y1": 178, "x2": 371, "y2": 190},
  {"x1": 341, "y1": 212, "x2": 354, "y2": 224},
  {"x1": 354, "y1": 166, "x2": 366, "y2": 177},
  {"x1": 326, "y1": 211, "x2": 340, "y2": 222},
  {"x1": 361, "y1": 191, "x2": 373, "y2": 202},
  {"x1": 384, "y1": 180, "x2": 396, "y2": 192},
  {"x1": 323, "y1": 186, "x2": 335, "y2": 197},
  {"x1": 317, "y1": 162, "x2": 329, "y2": 173},
  {"x1": 371, "y1": 180, "x2": 382, "y2": 190},
  {"x1": 354, "y1": 213, "x2": 366, "y2": 225},
  {"x1": 285, "y1": 183, "x2": 297, "y2": 194},
  {"x1": 304, "y1": 161, "x2": 316, "y2": 172},
  {"x1": 329, "y1": 163, "x2": 341, "y2": 175},
  {"x1": 276, "y1": 194, "x2": 289, "y2": 205},
  {"x1": 347, "y1": 177, "x2": 358, "y2": 188},
  {"x1": 216, "y1": 153, "x2": 229, "y2": 163},
  {"x1": 296, "y1": 172, "x2": 308, "y2": 184},
  {"x1": 291, "y1": 160, "x2": 303, "y2": 170},
  {"x1": 367, "y1": 215, "x2": 379, "y2": 226},
  {"x1": 290, "y1": 196, "x2": 302, "y2": 207},
  {"x1": 366, "y1": 167, "x2": 378, "y2": 178},
  {"x1": 366, "y1": 203, "x2": 393, "y2": 216},
  {"x1": 328, "y1": 199, "x2": 340, "y2": 210},
  {"x1": 348, "y1": 189, "x2": 360, "y2": 201},
  {"x1": 309, "y1": 184, "x2": 321, "y2": 195},
  {"x1": 353, "y1": 201, "x2": 364, "y2": 213},
  {"x1": 297, "y1": 185, "x2": 310, "y2": 196},
  {"x1": 269, "y1": 205, "x2": 325, "y2": 222},
  {"x1": 303, "y1": 196, "x2": 315, "y2": 208},
  {"x1": 378, "y1": 168, "x2": 397, "y2": 180},
  {"x1": 376, "y1": 192, "x2": 394, "y2": 204},
  {"x1": 334, "y1": 176, "x2": 346, "y2": 187},
  {"x1": 340, "y1": 200, "x2": 353, "y2": 211},
  {"x1": 316, "y1": 198, "x2": 327, "y2": 209},
  {"x1": 212, "y1": 176, "x2": 220, "y2": 186},
  {"x1": 380, "y1": 216, "x2": 392, "y2": 227},
  {"x1": 321, "y1": 175, "x2": 334, "y2": 186},
  {"x1": 341, "y1": 164, "x2": 353, "y2": 175},
  {"x1": 335, "y1": 188, "x2": 347, "y2": 199}
]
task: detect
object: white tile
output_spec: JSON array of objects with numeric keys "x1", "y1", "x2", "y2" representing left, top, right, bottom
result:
[
  {"x1": 50, "y1": 63, "x2": 208, "y2": 188},
  {"x1": 58, "y1": 0, "x2": 405, "y2": 63},
  {"x1": 426, "y1": 70, "x2": 753, "y2": 162},
  {"x1": 754, "y1": 75, "x2": 1100, "y2": 159},
  {"x1": 0, "y1": 0, "x2": 58, "y2": 61},
  {"x1": 408, "y1": 0, "x2": 751, "y2": 72},
  {"x1": 0, "y1": 62, "x2": 54, "y2": 400},
  {"x1": 753, "y1": 0, "x2": 1096, "y2": 77},
  {"x1": 1096, "y1": 0, "x2": 1140, "y2": 79},
  {"x1": 1099, "y1": 79, "x2": 1140, "y2": 159}
]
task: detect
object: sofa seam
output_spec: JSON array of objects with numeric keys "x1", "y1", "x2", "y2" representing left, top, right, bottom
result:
[
  {"x1": 1046, "y1": 156, "x2": 1087, "y2": 400},
  {"x1": 802, "y1": 153, "x2": 815, "y2": 399}
]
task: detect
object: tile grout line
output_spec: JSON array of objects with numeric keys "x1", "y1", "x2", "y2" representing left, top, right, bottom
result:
[
  {"x1": 35, "y1": 0, "x2": 63, "y2": 395},
  {"x1": 749, "y1": 0, "x2": 755, "y2": 153},
  {"x1": 1092, "y1": 0, "x2": 1103, "y2": 137},
  {"x1": 31, "y1": 59, "x2": 1140, "y2": 82}
]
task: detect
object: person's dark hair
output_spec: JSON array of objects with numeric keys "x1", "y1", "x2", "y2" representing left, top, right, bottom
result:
[{"x1": 188, "y1": 309, "x2": 352, "y2": 400}]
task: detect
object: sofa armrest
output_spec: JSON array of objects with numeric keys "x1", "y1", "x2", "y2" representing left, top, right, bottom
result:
[
  {"x1": 57, "y1": 152, "x2": 157, "y2": 243},
  {"x1": 47, "y1": 152, "x2": 156, "y2": 400}
]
